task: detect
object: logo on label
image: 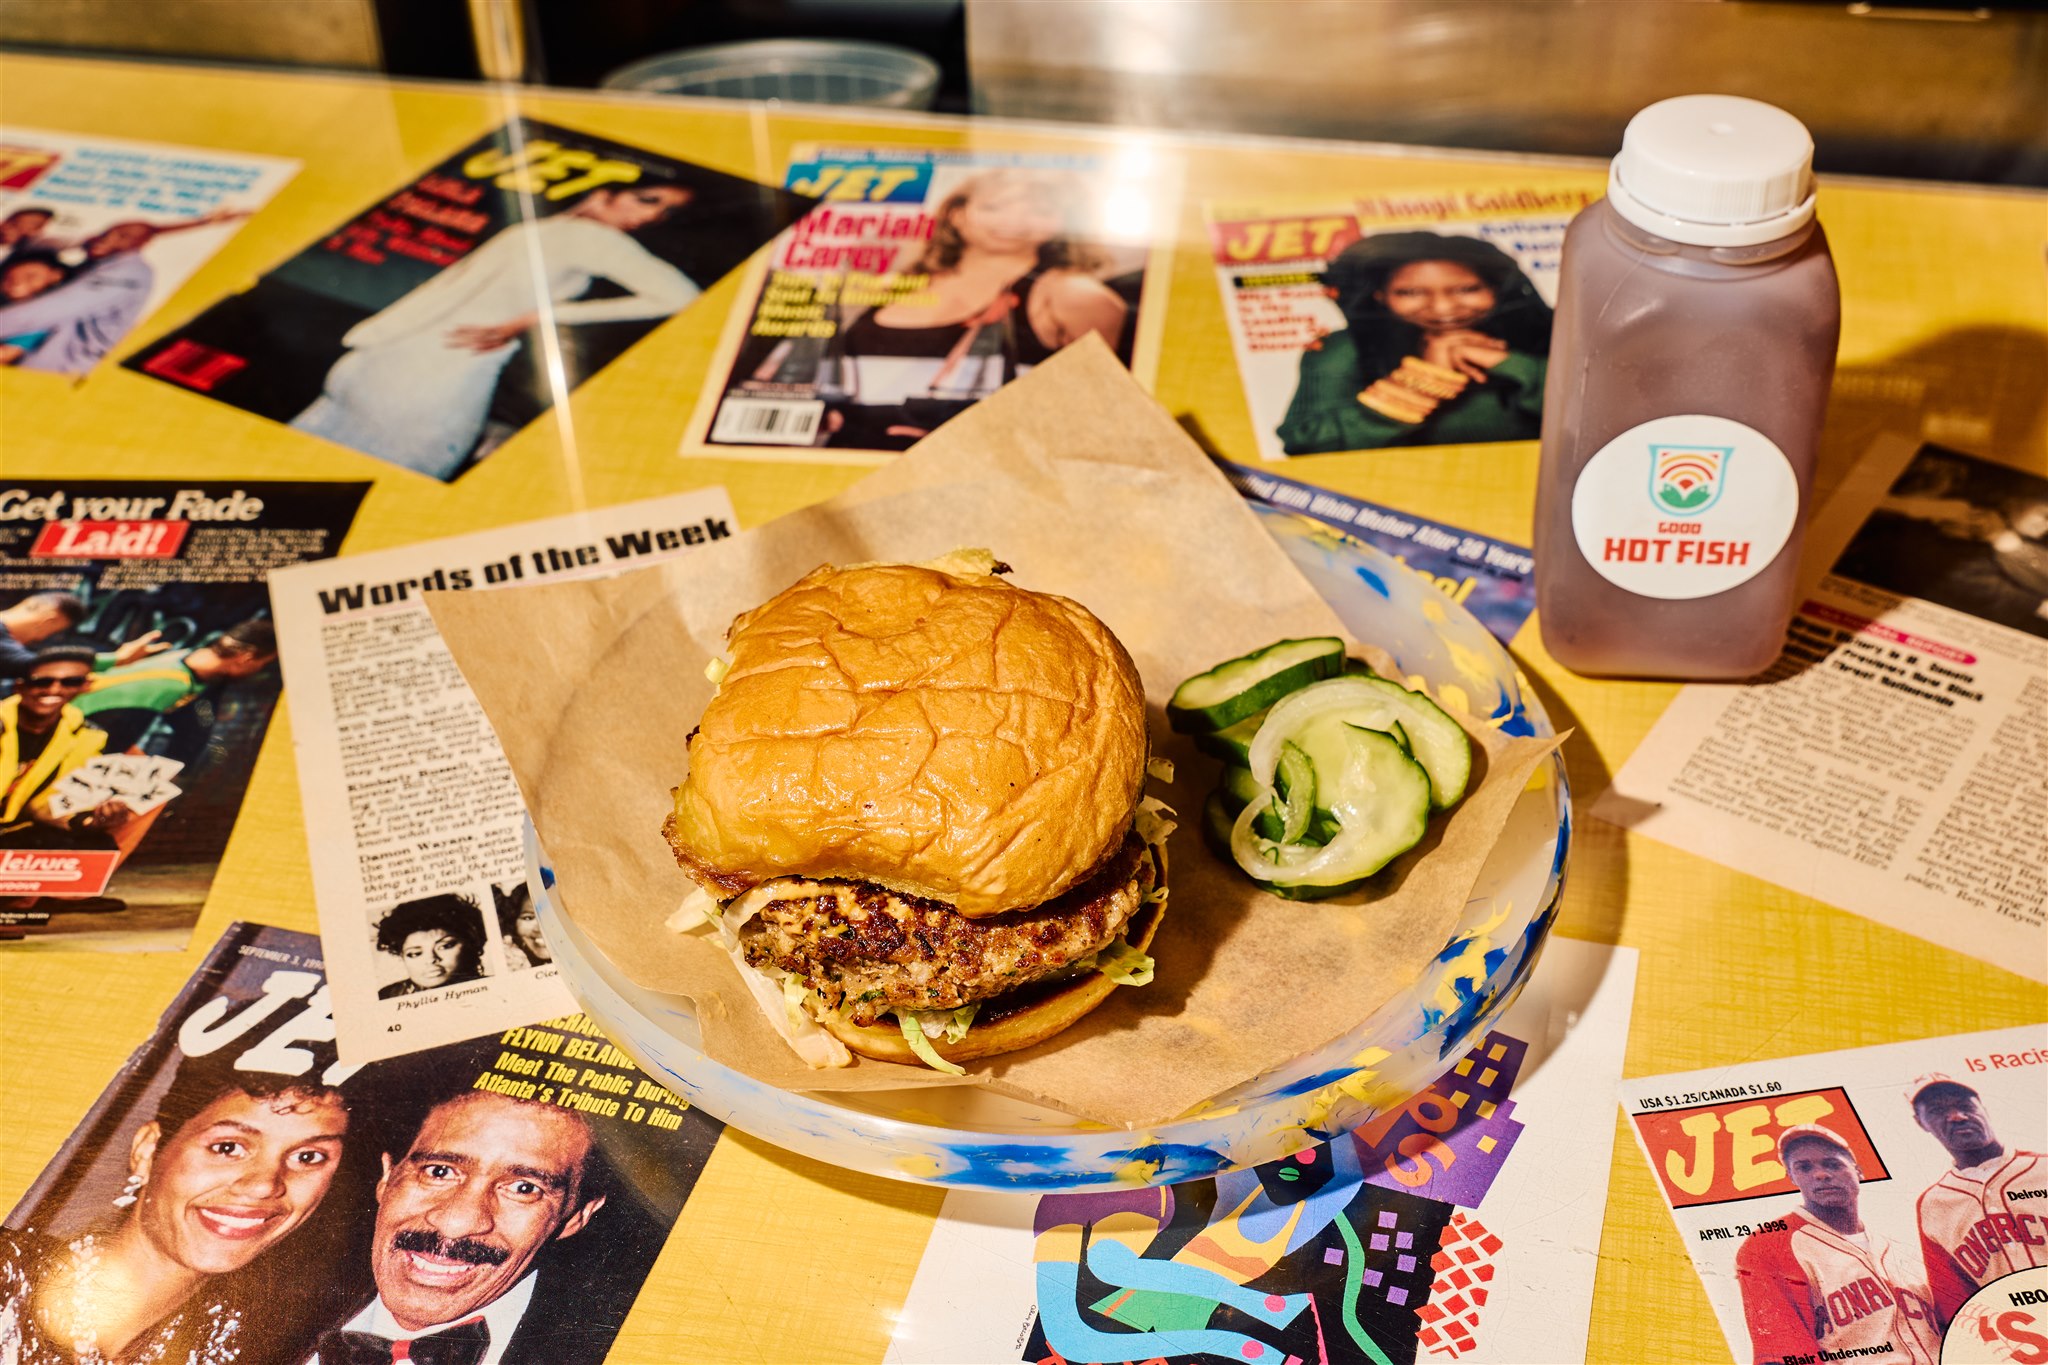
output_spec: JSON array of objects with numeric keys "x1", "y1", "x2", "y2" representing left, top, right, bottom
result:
[
  {"x1": 1572, "y1": 415, "x2": 1799, "y2": 601},
  {"x1": 1650, "y1": 444, "x2": 1730, "y2": 516}
]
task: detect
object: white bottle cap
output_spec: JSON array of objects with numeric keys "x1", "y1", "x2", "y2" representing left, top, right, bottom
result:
[{"x1": 1607, "y1": 95, "x2": 1817, "y2": 248}]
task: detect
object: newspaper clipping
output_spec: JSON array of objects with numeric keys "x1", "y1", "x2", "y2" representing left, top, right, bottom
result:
[
  {"x1": 1622, "y1": 1024, "x2": 2047, "y2": 1365},
  {"x1": 1217, "y1": 457, "x2": 1537, "y2": 644},
  {"x1": 2, "y1": 921, "x2": 722, "y2": 1365},
  {"x1": 268, "y1": 487, "x2": 736, "y2": 1064},
  {"x1": 888, "y1": 937, "x2": 1637, "y2": 1365},
  {"x1": 1207, "y1": 184, "x2": 1595, "y2": 460},
  {"x1": 0, "y1": 479, "x2": 368, "y2": 950},
  {"x1": 1596, "y1": 440, "x2": 2048, "y2": 982},
  {"x1": 127, "y1": 118, "x2": 810, "y2": 481},
  {"x1": 689, "y1": 145, "x2": 1167, "y2": 461},
  {"x1": 0, "y1": 128, "x2": 297, "y2": 376}
]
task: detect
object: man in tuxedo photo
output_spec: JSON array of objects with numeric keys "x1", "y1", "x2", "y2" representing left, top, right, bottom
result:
[{"x1": 309, "y1": 1091, "x2": 608, "y2": 1365}]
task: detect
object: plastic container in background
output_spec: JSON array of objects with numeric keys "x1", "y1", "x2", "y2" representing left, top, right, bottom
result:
[
  {"x1": 601, "y1": 39, "x2": 941, "y2": 109},
  {"x1": 1534, "y1": 95, "x2": 1841, "y2": 680}
]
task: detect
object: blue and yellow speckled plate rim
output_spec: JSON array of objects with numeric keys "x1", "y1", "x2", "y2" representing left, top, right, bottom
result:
[{"x1": 528, "y1": 507, "x2": 1569, "y2": 1190}]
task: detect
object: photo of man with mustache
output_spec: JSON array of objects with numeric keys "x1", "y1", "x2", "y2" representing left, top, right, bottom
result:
[
  {"x1": 306, "y1": 1091, "x2": 607, "y2": 1365},
  {"x1": 1908, "y1": 1073, "x2": 2048, "y2": 1322}
]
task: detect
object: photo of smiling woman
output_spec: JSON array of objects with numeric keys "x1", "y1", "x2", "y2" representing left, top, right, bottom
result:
[
  {"x1": 6, "y1": 922, "x2": 725, "y2": 1365},
  {"x1": 1277, "y1": 230, "x2": 1554, "y2": 455},
  {"x1": 0, "y1": 1053, "x2": 349, "y2": 1363},
  {"x1": 493, "y1": 883, "x2": 550, "y2": 971},
  {"x1": 372, "y1": 894, "x2": 491, "y2": 1000}
]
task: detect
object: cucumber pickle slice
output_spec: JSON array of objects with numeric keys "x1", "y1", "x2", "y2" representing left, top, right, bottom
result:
[
  {"x1": 1178, "y1": 642, "x2": 1472, "y2": 902},
  {"x1": 1216, "y1": 764, "x2": 1339, "y2": 845},
  {"x1": 1230, "y1": 725, "x2": 1432, "y2": 893},
  {"x1": 1167, "y1": 637, "x2": 1344, "y2": 733},
  {"x1": 1274, "y1": 742, "x2": 1315, "y2": 844},
  {"x1": 1250, "y1": 675, "x2": 1471, "y2": 810},
  {"x1": 1191, "y1": 707, "x2": 1266, "y2": 764}
]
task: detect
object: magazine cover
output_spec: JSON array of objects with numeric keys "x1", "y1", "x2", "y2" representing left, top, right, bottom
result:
[
  {"x1": 267, "y1": 487, "x2": 738, "y2": 1064},
  {"x1": 0, "y1": 128, "x2": 297, "y2": 377},
  {"x1": 1597, "y1": 439, "x2": 2048, "y2": 981},
  {"x1": 1218, "y1": 458, "x2": 1537, "y2": 644},
  {"x1": 888, "y1": 938, "x2": 1637, "y2": 1365},
  {"x1": 0, "y1": 480, "x2": 368, "y2": 951},
  {"x1": 2, "y1": 922, "x2": 721, "y2": 1365},
  {"x1": 688, "y1": 145, "x2": 1169, "y2": 462},
  {"x1": 1207, "y1": 185, "x2": 1595, "y2": 460},
  {"x1": 126, "y1": 118, "x2": 812, "y2": 482},
  {"x1": 1621, "y1": 1025, "x2": 2048, "y2": 1365}
]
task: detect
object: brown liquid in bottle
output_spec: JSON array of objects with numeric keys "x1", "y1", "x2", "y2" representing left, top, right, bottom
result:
[
  {"x1": 1533, "y1": 98, "x2": 1841, "y2": 680},
  {"x1": 1535, "y1": 204, "x2": 1840, "y2": 678}
]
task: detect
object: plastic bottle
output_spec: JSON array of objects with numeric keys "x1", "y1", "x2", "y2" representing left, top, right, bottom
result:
[{"x1": 1533, "y1": 95, "x2": 1841, "y2": 680}]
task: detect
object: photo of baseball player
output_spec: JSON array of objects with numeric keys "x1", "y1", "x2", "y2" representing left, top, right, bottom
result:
[
  {"x1": 1908, "y1": 1073, "x2": 2048, "y2": 1321},
  {"x1": 1733, "y1": 1124, "x2": 1942, "y2": 1365}
]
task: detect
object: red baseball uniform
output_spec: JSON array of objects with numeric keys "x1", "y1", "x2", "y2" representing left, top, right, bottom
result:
[
  {"x1": 1916, "y1": 1149, "x2": 2048, "y2": 1321},
  {"x1": 1735, "y1": 1210, "x2": 1941, "y2": 1365}
]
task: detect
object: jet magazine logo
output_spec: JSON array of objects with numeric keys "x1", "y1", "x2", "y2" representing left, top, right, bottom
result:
[{"x1": 1650, "y1": 444, "x2": 1731, "y2": 516}]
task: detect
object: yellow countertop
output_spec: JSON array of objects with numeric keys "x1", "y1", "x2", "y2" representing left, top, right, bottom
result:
[{"x1": 1, "y1": 51, "x2": 2043, "y2": 1364}]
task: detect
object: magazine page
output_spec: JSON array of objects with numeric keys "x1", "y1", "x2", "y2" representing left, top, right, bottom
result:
[
  {"x1": 0, "y1": 479, "x2": 368, "y2": 950},
  {"x1": 1595, "y1": 438, "x2": 2048, "y2": 981},
  {"x1": 1621, "y1": 1025, "x2": 2048, "y2": 1365},
  {"x1": 1217, "y1": 457, "x2": 1536, "y2": 644},
  {"x1": 267, "y1": 487, "x2": 736, "y2": 1065},
  {"x1": 0, "y1": 128, "x2": 297, "y2": 377},
  {"x1": 1207, "y1": 185, "x2": 1595, "y2": 461},
  {"x1": 2, "y1": 922, "x2": 722, "y2": 1365},
  {"x1": 126, "y1": 118, "x2": 811, "y2": 482},
  {"x1": 887, "y1": 937, "x2": 1637, "y2": 1365},
  {"x1": 687, "y1": 144, "x2": 1171, "y2": 463}
]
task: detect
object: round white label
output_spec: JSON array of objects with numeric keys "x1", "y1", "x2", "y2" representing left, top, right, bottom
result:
[{"x1": 1570, "y1": 414, "x2": 1799, "y2": 600}]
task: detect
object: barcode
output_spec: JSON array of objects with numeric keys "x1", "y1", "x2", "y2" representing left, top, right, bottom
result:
[{"x1": 710, "y1": 397, "x2": 825, "y2": 445}]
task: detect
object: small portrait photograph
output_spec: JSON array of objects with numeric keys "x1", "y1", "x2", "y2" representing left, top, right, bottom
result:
[
  {"x1": 1278, "y1": 229, "x2": 1554, "y2": 456},
  {"x1": 1832, "y1": 446, "x2": 2048, "y2": 640},
  {"x1": 370, "y1": 891, "x2": 494, "y2": 999},
  {"x1": 494, "y1": 879, "x2": 552, "y2": 970}
]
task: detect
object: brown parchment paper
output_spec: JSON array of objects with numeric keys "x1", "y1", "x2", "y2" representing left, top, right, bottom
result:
[{"x1": 427, "y1": 337, "x2": 1559, "y2": 1129}]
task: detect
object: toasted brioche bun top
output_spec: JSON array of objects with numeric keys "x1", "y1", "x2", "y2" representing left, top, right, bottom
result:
[{"x1": 668, "y1": 561, "x2": 1148, "y2": 917}]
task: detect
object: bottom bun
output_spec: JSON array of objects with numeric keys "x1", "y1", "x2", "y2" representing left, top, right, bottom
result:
[{"x1": 817, "y1": 839, "x2": 1168, "y2": 1068}]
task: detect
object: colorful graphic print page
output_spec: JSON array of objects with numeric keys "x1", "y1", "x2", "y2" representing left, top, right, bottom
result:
[
  {"x1": 887, "y1": 938, "x2": 1636, "y2": 1365},
  {"x1": 1622, "y1": 1024, "x2": 2047, "y2": 1365}
]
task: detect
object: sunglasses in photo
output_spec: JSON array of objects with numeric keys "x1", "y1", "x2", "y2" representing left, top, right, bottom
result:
[{"x1": 20, "y1": 675, "x2": 88, "y2": 691}]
